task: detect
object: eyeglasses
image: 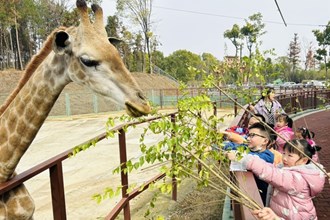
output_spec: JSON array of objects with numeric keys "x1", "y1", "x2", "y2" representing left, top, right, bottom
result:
[{"x1": 246, "y1": 133, "x2": 266, "y2": 139}]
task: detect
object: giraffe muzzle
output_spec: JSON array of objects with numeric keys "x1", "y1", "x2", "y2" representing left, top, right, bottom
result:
[{"x1": 125, "y1": 101, "x2": 151, "y2": 117}]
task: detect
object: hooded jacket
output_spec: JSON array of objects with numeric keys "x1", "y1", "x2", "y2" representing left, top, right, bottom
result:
[
  {"x1": 275, "y1": 125, "x2": 295, "y2": 153},
  {"x1": 241, "y1": 154, "x2": 325, "y2": 220}
]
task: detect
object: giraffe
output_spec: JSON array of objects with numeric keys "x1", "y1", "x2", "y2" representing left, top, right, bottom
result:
[{"x1": 0, "y1": 0, "x2": 151, "y2": 219}]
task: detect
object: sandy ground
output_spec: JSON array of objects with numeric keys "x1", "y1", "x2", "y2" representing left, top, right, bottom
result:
[{"x1": 15, "y1": 109, "x2": 235, "y2": 220}]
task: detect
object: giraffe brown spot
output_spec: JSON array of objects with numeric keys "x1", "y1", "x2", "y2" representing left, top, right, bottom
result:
[
  {"x1": 76, "y1": 69, "x2": 85, "y2": 80},
  {"x1": 57, "y1": 68, "x2": 64, "y2": 76},
  {"x1": 15, "y1": 101, "x2": 25, "y2": 115},
  {"x1": 31, "y1": 95, "x2": 43, "y2": 107},
  {"x1": 43, "y1": 69, "x2": 52, "y2": 81},
  {"x1": 49, "y1": 77, "x2": 55, "y2": 87},
  {"x1": 21, "y1": 93, "x2": 32, "y2": 104},
  {"x1": 16, "y1": 121, "x2": 27, "y2": 135},
  {"x1": 0, "y1": 126, "x2": 8, "y2": 145},
  {"x1": 36, "y1": 86, "x2": 49, "y2": 97},
  {"x1": 52, "y1": 56, "x2": 59, "y2": 65},
  {"x1": 24, "y1": 104, "x2": 36, "y2": 123},
  {"x1": 28, "y1": 84, "x2": 38, "y2": 97},
  {"x1": 8, "y1": 134, "x2": 20, "y2": 150},
  {"x1": 7, "y1": 110, "x2": 18, "y2": 134}
]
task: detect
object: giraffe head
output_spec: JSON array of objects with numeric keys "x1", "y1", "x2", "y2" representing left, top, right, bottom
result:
[{"x1": 50, "y1": 0, "x2": 151, "y2": 117}]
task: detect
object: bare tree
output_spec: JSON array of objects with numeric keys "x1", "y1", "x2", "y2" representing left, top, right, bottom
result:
[
  {"x1": 305, "y1": 42, "x2": 316, "y2": 71},
  {"x1": 116, "y1": 0, "x2": 154, "y2": 73}
]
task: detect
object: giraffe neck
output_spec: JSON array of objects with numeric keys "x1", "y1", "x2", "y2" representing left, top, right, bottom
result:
[
  {"x1": 0, "y1": 27, "x2": 66, "y2": 116},
  {"x1": 0, "y1": 53, "x2": 70, "y2": 182}
]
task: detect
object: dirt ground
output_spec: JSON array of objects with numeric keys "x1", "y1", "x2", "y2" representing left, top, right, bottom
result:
[
  {"x1": 13, "y1": 109, "x2": 234, "y2": 220},
  {"x1": 1, "y1": 70, "x2": 233, "y2": 219}
]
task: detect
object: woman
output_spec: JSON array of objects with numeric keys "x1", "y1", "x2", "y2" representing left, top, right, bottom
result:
[{"x1": 250, "y1": 87, "x2": 284, "y2": 126}]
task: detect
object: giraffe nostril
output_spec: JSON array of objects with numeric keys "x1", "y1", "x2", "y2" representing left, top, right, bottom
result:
[{"x1": 137, "y1": 92, "x2": 146, "y2": 101}]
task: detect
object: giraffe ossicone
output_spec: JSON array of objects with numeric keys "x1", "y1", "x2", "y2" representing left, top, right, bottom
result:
[{"x1": 0, "y1": 0, "x2": 150, "y2": 218}]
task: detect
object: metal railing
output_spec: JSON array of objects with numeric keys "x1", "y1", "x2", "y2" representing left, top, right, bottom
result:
[
  {"x1": 0, "y1": 113, "x2": 181, "y2": 220},
  {"x1": 0, "y1": 89, "x2": 329, "y2": 219},
  {"x1": 230, "y1": 89, "x2": 330, "y2": 219}
]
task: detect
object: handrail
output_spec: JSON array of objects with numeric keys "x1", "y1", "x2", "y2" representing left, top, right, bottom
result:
[
  {"x1": 229, "y1": 89, "x2": 330, "y2": 219},
  {"x1": 0, "y1": 89, "x2": 329, "y2": 219},
  {"x1": 226, "y1": 105, "x2": 264, "y2": 219},
  {"x1": 0, "y1": 112, "x2": 178, "y2": 220}
]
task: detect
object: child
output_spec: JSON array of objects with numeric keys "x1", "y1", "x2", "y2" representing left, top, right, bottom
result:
[
  {"x1": 267, "y1": 124, "x2": 283, "y2": 166},
  {"x1": 274, "y1": 114, "x2": 294, "y2": 153},
  {"x1": 245, "y1": 123, "x2": 274, "y2": 163},
  {"x1": 228, "y1": 139, "x2": 325, "y2": 220},
  {"x1": 295, "y1": 127, "x2": 321, "y2": 162},
  {"x1": 227, "y1": 122, "x2": 274, "y2": 205},
  {"x1": 222, "y1": 114, "x2": 266, "y2": 149}
]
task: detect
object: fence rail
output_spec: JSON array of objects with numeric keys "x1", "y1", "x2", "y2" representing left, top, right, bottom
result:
[
  {"x1": 1, "y1": 86, "x2": 321, "y2": 116},
  {"x1": 0, "y1": 89, "x2": 329, "y2": 219},
  {"x1": 230, "y1": 89, "x2": 330, "y2": 219}
]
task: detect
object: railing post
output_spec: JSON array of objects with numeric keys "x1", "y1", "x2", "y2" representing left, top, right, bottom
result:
[
  {"x1": 219, "y1": 90, "x2": 222, "y2": 108},
  {"x1": 170, "y1": 114, "x2": 177, "y2": 201},
  {"x1": 160, "y1": 89, "x2": 163, "y2": 109},
  {"x1": 118, "y1": 129, "x2": 130, "y2": 220},
  {"x1": 313, "y1": 90, "x2": 317, "y2": 109},
  {"x1": 197, "y1": 111, "x2": 202, "y2": 173},
  {"x1": 93, "y1": 94, "x2": 98, "y2": 113},
  {"x1": 234, "y1": 98, "x2": 238, "y2": 116},
  {"x1": 65, "y1": 93, "x2": 71, "y2": 116},
  {"x1": 213, "y1": 101, "x2": 217, "y2": 116},
  {"x1": 50, "y1": 162, "x2": 67, "y2": 220}
]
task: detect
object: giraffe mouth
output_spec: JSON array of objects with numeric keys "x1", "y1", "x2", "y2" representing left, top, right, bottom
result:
[{"x1": 125, "y1": 102, "x2": 150, "y2": 117}]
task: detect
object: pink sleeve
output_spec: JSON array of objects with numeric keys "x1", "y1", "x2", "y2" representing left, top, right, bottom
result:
[
  {"x1": 243, "y1": 155, "x2": 306, "y2": 193},
  {"x1": 276, "y1": 130, "x2": 294, "y2": 147}
]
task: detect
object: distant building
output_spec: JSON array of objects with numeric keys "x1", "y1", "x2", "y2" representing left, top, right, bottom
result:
[{"x1": 224, "y1": 56, "x2": 240, "y2": 67}]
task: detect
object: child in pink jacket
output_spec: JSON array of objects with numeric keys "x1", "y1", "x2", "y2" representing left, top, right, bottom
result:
[
  {"x1": 227, "y1": 139, "x2": 325, "y2": 220},
  {"x1": 274, "y1": 114, "x2": 294, "y2": 153},
  {"x1": 295, "y1": 127, "x2": 322, "y2": 162}
]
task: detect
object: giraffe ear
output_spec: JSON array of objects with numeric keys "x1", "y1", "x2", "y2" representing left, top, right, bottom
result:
[
  {"x1": 53, "y1": 31, "x2": 72, "y2": 54},
  {"x1": 108, "y1": 37, "x2": 122, "y2": 47}
]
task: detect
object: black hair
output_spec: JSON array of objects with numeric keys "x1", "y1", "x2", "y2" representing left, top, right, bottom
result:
[
  {"x1": 276, "y1": 113, "x2": 293, "y2": 128},
  {"x1": 253, "y1": 113, "x2": 266, "y2": 122},
  {"x1": 283, "y1": 139, "x2": 315, "y2": 164},
  {"x1": 266, "y1": 123, "x2": 278, "y2": 149},
  {"x1": 297, "y1": 127, "x2": 315, "y2": 139},
  {"x1": 267, "y1": 123, "x2": 277, "y2": 141},
  {"x1": 254, "y1": 87, "x2": 275, "y2": 104},
  {"x1": 261, "y1": 87, "x2": 275, "y2": 99},
  {"x1": 248, "y1": 122, "x2": 271, "y2": 144}
]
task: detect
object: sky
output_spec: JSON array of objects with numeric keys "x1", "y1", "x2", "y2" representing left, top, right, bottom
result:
[{"x1": 70, "y1": 0, "x2": 330, "y2": 61}]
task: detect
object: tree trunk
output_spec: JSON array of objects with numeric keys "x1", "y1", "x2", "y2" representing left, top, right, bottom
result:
[
  {"x1": 14, "y1": 13, "x2": 23, "y2": 70},
  {"x1": 8, "y1": 28, "x2": 15, "y2": 68},
  {"x1": 146, "y1": 36, "x2": 152, "y2": 74}
]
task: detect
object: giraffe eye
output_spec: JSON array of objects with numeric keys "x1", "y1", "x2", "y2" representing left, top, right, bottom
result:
[{"x1": 79, "y1": 57, "x2": 99, "y2": 67}]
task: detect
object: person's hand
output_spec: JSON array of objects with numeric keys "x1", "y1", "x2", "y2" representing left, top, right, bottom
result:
[
  {"x1": 252, "y1": 207, "x2": 280, "y2": 220},
  {"x1": 226, "y1": 151, "x2": 236, "y2": 161}
]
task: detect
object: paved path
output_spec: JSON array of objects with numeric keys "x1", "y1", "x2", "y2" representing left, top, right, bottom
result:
[{"x1": 293, "y1": 109, "x2": 330, "y2": 219}]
